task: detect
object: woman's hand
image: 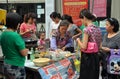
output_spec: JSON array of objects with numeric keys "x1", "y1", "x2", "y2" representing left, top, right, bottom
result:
[
  {"x1": 62, "y1": 46, "x2": 66, "y2": 51},
  {"x1": 26, "y1": 28, "x2": 33, "y2": 33},
  {"x1": 72, "y1": 35, "x2": 77, "y2": 40},
  {"x1": 76, "y1": 38, "x2": 80, "y2": 42},
  {"x1": 101, "y1": 47, "x2": 110, "y2": 52}
]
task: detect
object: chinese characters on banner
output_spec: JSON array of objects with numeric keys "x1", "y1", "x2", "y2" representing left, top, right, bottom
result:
[
  {"x1": 62, "y1": 0, "x2": 88, "y2": 26},
  {"x1": 90, "y1": 0, "x2": 107, "y2": 17}
]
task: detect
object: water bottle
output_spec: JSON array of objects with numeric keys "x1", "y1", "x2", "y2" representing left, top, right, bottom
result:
[{"x1": 30, "y1": 47, "x2": 35, "y2": 61}]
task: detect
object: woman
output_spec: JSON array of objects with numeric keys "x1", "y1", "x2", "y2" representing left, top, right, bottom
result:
[
  {"x1": 0, "y1": 12, "x2": 28, "y2": 79},
  {"x1": 61, "y1": 14, "x2": 82, "y2": 39},
  {"x1": 50, "y1": 20, "x2": 74, "y2": 53},
  {"x1": 76, "y1": 9, "x2": 102, "y2": 79},
  {"x1": 49, "y1": 12, "x2": 61, "y2": 37},
  {"x1": 20, "y1": 12, "x2": 37, "y2": 40},
  {"x1": 101, "y1": 18, "x2": 120, "y2": 79}
]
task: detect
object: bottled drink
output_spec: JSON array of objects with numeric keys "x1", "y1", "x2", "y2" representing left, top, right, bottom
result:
[
  {"x1": 30, "y1": 47, "x2": 35, "y2": 61},
  {"x1": 74, "y1": 59, "x2": 80, "y2": 72},
  {"x1": 34, "y1": 48, "x2": 39, "y2": 58}
]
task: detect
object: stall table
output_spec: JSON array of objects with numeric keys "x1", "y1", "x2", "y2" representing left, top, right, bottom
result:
[{"x1": 25, "y1": 55, "x2": 80, "y2": 79}]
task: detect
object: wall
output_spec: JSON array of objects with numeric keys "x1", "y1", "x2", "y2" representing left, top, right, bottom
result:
[{"x1": 111, "y1": 0, "x2": 120, "y2": 24}]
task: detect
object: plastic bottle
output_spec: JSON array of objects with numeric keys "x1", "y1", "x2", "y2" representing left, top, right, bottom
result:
[
  {"x1": 30, "y1": 47, "x2": 35, "y2": 61},
  {"x1": 74, "y1": 59, "x2": 80, "y2": 73},
  {"x1": 34, "y1": 48, "x2": 39, "y2": 58}
]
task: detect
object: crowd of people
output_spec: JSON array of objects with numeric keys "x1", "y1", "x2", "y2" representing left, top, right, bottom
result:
[{"x1": 0, "y1": 8, "x2": 120, "y2": 79}]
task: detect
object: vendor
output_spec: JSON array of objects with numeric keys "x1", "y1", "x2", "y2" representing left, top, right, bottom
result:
[
  {"x1": 50, "y1": 20, "x2": 74, "y2": 53},
  {"x1": 19, "y1": 12, "x2": 37, "y2": 40}
]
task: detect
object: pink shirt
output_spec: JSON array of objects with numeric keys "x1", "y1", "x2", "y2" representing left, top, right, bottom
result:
[
  {"x1": 20, "y1": 22, "x2": 36, "y2": 38},
  {"x1": 37, "y1": 39, "x2": 45, "y2": 46}
]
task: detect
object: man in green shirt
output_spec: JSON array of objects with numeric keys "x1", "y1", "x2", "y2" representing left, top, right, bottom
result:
[{"x1": 0, "y1": 12, "x2": 28, "y2": 79}]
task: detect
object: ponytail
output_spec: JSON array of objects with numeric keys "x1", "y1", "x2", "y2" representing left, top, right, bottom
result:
[{"x1": 79, "y1": 9, "x2": 96, "y2": 21}]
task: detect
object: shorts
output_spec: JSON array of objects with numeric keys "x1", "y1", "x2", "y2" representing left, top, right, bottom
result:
[{"x1": 4, "y1": 63, "x2": 26, "y2": 79}]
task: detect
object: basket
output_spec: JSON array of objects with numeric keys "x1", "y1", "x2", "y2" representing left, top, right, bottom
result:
[{"x1": 33, "y1": 58, "x2": 50, "y2": 67}]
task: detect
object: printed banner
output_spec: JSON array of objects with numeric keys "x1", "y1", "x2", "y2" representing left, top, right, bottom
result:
[
  {"x1": 90, "y1": 0, "x2": 107, "y2": 17},
  {"x1": 38, "y1": 56, "x2": 79, "y2": 79},
  {"x1": 62, "y1": 0, "x2": 88, "y2": 26}
]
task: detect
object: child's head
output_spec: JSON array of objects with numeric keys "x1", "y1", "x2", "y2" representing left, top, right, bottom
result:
[{"x1": 40, "y1": 32, "x2": 45, "y2": 40}]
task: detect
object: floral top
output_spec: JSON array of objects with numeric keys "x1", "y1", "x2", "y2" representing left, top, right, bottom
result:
[
  {"x1": 84, "y1": 25, "x2": 102, "y2": 48},
  {"x1": 50, "y1": 31, "x2": 74, "y2": 50}
]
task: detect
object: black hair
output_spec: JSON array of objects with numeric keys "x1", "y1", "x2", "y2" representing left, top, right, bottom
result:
[
  {"x1": 58, "y1": 20, "x2": 70, "y2": 30},
  {"x1": 40, "y1": 31, "x2": 45, "y2": 35},
  {"x1": 61, "y1": 14, "x2": 73, "y2": 23},
  {"x1": 24, "y1": 12, "x2": 36, "y2": 23},
  {"x1": 50, "y1": 12, "x2": 61, "y2": 19},
  {"x1": 106, "y1": 18, "x2": 119, "y2": 32},
  {"x1": 79, "y1": 8, "x2": 96, "y2": 21},
  {"x1": 39, "y1": 32, "x2": 45, "y2": 38},
  {"x1": 6, "y1": 12, "x2": 21, "y2": 30}
]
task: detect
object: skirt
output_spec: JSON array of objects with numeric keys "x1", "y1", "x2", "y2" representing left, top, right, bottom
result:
[{"x1": 80, "y1": 52, "x2": 100, "y2": 79}]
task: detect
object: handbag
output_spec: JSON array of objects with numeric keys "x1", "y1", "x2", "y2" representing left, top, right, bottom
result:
[
  {"x1": 82, "y1": 42, "x2": 98, "y2": 53},
  {"x1": 82, "y1": 26, "x2": 98, "y2": 53}
]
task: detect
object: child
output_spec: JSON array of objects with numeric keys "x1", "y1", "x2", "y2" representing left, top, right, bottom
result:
[{"x1": 37, "y1": 32, "x2": 46, "y2": 51}]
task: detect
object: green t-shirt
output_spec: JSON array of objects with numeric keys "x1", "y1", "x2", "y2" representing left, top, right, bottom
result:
[{"x1": 0, "y1": 31, "x2": 25, "y2": 67}]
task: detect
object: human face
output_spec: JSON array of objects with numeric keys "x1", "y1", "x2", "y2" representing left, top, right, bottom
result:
[
  {"x1": 105, "y1": 21, "x2": 114, "y2": 32},
  {"x1": 51, "y1": 17, "x2": 56, "y2": 22},
  {"x1": 59, "y1": 26, "x2": 67, "y2": 34},
  {"x1": 40, "y1": 33, "x2": 45, "y2": 40},
  {"x1": 28, "y1": 17, "x2": 34, "y2": 24},
  {"x1": 51, "y1": 17, "x2": 59, "y2": 24}
]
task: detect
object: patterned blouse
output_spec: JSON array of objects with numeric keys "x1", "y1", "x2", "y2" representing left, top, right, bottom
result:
[
  {"x1": 50, "y1": 31, "x2": 74, "y2": 50},
  {"x1": 84, "y1": 25, "x2": 102, "y2": 48}
]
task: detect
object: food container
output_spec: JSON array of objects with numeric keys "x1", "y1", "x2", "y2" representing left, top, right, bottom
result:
[{"x1": 33, "y1": 58, "x2": 50, "y2": 67}]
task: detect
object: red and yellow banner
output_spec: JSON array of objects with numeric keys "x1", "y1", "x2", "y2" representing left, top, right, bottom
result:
[{"x1": 62, "y1": 0, "x2": 88, "y2": 26}]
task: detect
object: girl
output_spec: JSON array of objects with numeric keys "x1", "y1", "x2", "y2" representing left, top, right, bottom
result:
[{"x1": 37, "y1": 32, "x2": 46, "y2": 51}]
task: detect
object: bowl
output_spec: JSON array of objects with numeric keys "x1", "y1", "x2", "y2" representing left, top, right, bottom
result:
[{"x1": 33, "y1": 58, "x2": 50, "y2": 67}]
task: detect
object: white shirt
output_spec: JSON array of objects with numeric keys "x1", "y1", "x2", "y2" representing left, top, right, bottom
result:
[{"x1": 48, "y1": 20, "x2": 61, "y2": 38}]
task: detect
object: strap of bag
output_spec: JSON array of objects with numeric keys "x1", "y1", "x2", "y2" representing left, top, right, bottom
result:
[{"x1": 87, "y1": 25, "x2": 97, "y2": 42}]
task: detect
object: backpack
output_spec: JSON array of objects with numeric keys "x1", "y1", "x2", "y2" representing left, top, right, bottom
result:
[{"x1": 107, "y1": 49, "x2": 120, "y2": 75}]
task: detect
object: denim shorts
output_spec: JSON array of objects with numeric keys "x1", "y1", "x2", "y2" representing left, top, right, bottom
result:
[{"x1": 4, "y1": 63, "x2": 26, "y2": 79}]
